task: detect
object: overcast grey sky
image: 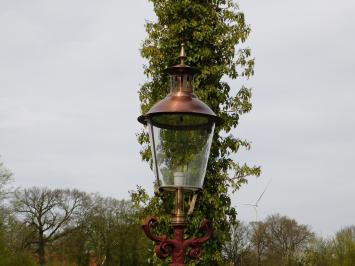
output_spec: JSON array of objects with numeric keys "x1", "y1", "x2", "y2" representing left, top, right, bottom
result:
[{"x1": 1, "y1": 0, "x2": 354, "y2": 236}]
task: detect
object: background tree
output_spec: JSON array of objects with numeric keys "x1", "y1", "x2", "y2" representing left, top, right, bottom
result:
[
  {"x1": 0, "y1": 159, "x2": 36, "y2": 266},
  {"x1": 223, "y1": 222, "x2": 251, "y2": 265},
  {"x1": 49, "y1": 194, "x2": 151, "y2": 266},
  {"x1": 332, "y1": 226, "x2": 355, "y2": 266},
  {"x1": 0, "y1": 157, "x2": 13, "y2": 255},
  {"x1": 304, "y1": 226, "x2": 355, "y2": 266},
  {"x1": 222, "y1": 214, "x2": 316, "y2": 266},
  {"x1": 83, "y1": 196, "x2": 150, "y2": 266},
  {"x1": 13, "y1": 187, "x2": 87, "y2": 266},
  {"x1": 264, "y1": 214, "x2": 314, "y2": 266},
  {"x1": 305, "y1": 237, "x2": 334, "y2": 266},
  {"x1": 135, "y1": 0, "x2": 260, "y2": 264},
  {"x1": 249, "y1": 221, "x2": 269, "y2": 266},
  {"x1": 0, "y1": 157, "x2": 13, "y2": 203}
]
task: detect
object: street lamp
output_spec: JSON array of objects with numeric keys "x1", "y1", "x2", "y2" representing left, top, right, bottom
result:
[{"x1": 138, "y1": 44, "x2": 221, "y2": 265}]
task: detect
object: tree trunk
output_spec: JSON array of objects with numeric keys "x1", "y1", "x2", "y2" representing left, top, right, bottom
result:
[
  {"x1": 38, "y1": 232, "x2": 46, "y2": 266},
  {"x1": 257, "y1": 245, "x2": 261, "y2": 266}
]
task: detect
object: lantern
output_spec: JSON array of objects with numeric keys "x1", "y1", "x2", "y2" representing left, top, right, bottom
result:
[
  {"x1": 139, "y1": 44, "x2": 221, "y2": 265},
  {"x1": 138, "y1": 44, "x2": 221, "y2": 192}
]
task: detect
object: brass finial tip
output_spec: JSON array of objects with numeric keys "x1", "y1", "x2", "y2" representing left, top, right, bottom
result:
[{"x1": 179, "y1": 43, "x2": 186, "y2": 65}]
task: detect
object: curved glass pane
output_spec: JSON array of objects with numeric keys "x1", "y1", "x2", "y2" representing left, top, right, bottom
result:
[{"x1": 148, "y1": 120, "x2": 215, "y2": 191}]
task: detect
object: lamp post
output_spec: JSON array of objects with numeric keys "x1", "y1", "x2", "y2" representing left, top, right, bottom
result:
[{"x1": 138, "y1": 44, "x2": 221, "y2": 266}]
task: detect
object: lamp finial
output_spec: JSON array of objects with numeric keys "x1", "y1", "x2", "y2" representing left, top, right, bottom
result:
[{"x1": 179, "y1": 43, "x2": 186, "y2": 65}]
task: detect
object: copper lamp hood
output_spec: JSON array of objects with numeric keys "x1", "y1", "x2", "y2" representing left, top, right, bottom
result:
[{"x1": 138, "y1": 43, "x2": 221, "y2": 129}]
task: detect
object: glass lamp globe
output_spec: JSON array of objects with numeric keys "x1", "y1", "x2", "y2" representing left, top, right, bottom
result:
[{"x1": 138, "y1": 44, "x2": 221, "y2": 192}]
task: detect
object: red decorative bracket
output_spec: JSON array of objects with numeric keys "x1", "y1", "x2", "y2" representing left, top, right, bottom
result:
[{"x1": 142, "y1": 216, "x2": 213, "y2": 266}]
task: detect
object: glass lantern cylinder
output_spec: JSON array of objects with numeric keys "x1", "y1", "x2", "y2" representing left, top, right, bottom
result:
[{"x1": 148, "y1": 119, "x2": 215, "y2": 191}]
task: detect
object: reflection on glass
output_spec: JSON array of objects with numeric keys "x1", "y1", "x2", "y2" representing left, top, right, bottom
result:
[{"x1": 148, "y1": 116, "x2": 215, "y2": 191}]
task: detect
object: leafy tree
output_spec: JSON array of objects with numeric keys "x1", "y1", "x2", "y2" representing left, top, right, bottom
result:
[
  {"x1": 13, "y1": 187, "x2": 87, "y2": 266},
  {"x1": 50, "y1": 226, "x2": 91, "y2": 266},
  {"x1": 51, "y1": 195, "x2": 151, "y2": 266},
  {"x1": 46, "y1": 194, "x2": 94, "y2": 266},
  {"x1": 0, "y1": 159, "x2": 37, "y2": 265},
  {"x1": 0, "y1": 157, "x2": 13, "y2": 260},
  {"x1": 264, "y1": 214, "x2": 314, "y2": 266},
  {"x1": 305, "y1": 237, "x2": 334, "y2": 266},
  {"x1": 249, "y1": 221, "x2": 269, "y2": 266},
  {"x1": 332, "y1": 226, "x2": 355, "y2": 266},
  {"x1": 223, "y1": 214, "x2": 316, "y2": 266},
  {"x1": 0, "y1": 157, "x2": 13, "y2": 203},
  {"x1": 305, "y1": 226, "x2": 355, "y2": 266},
  {"x1": 83, "y1": 196, "x2": 150, "y2": 266},
  {"x1": 0, "y1": 206, "x2": 37, "y2": 266},
  {"x1": 223, "y1": 222, "x2": 251, "y2": 265},
  {"x1": 134, "y1": 0, "x2": 260, "y2": 264}
]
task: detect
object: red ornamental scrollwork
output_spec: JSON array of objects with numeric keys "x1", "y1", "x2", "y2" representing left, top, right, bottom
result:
[{"x1": 142, "y1": 216, "x2": 213, "y2": 265}]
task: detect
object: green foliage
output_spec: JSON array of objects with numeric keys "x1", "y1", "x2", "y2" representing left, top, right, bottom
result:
[
  {"x1": 221, "y1": 216, "x2": 355, "y2": 266},
  {"x1": 0, "y1": 209, "x2": 37, "y2": 266},
  {"x1": 305, "y1": 237, "x2": 334, "y2": 266},
  {"x1": 223, "y1": 222, "x2": 251, "y2": 265},
  {"x1": 49, "y1": 195, "x2": 151, "y2": 266},
  {"x1": 13, "y1": 187, "x2": 89, "y2": 266},
  {"x1": 0, "y1": 157, "x2": 13, "y2": 202},
  {"x1": 305, "y1": 226, "x2": 355, "y2": 266},
  {"x1": 135, "y1": 0, "x2": 261, "y2": 264},
  {"x1": 223, "y1": 214, "x2": 315, "y2": 266},
  {"x1": 332, "y1": 226, "x2": 355, "y2": 266},
  {"x1": 83, "y1": 197, "x2": 151, "y2": 266},
  {"x1": 0, "y1": 251, "x2": 37, "y2": 266}
]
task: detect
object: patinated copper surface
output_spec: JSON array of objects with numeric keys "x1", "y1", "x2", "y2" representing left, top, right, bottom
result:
[
  {"x1": 143, "y1": 92, "x2": 216, "y2": 118},
  {"x1": 142, "y1": 216, "x2": 213, "y2": 266},
  {"x1": 138, "y1": 44, "x2": 222, "y2": 127}
]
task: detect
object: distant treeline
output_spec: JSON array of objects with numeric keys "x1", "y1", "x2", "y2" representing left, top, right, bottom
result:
[
  {"x1": 0, "y1": 162, "x2": 354, "y2": 266},
  {"x1": 0, "y1": 186, "x2": 151, "y2": 266},
  {"x1": 223, "y1": 215, "x2": 355, "y2": 266}
]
